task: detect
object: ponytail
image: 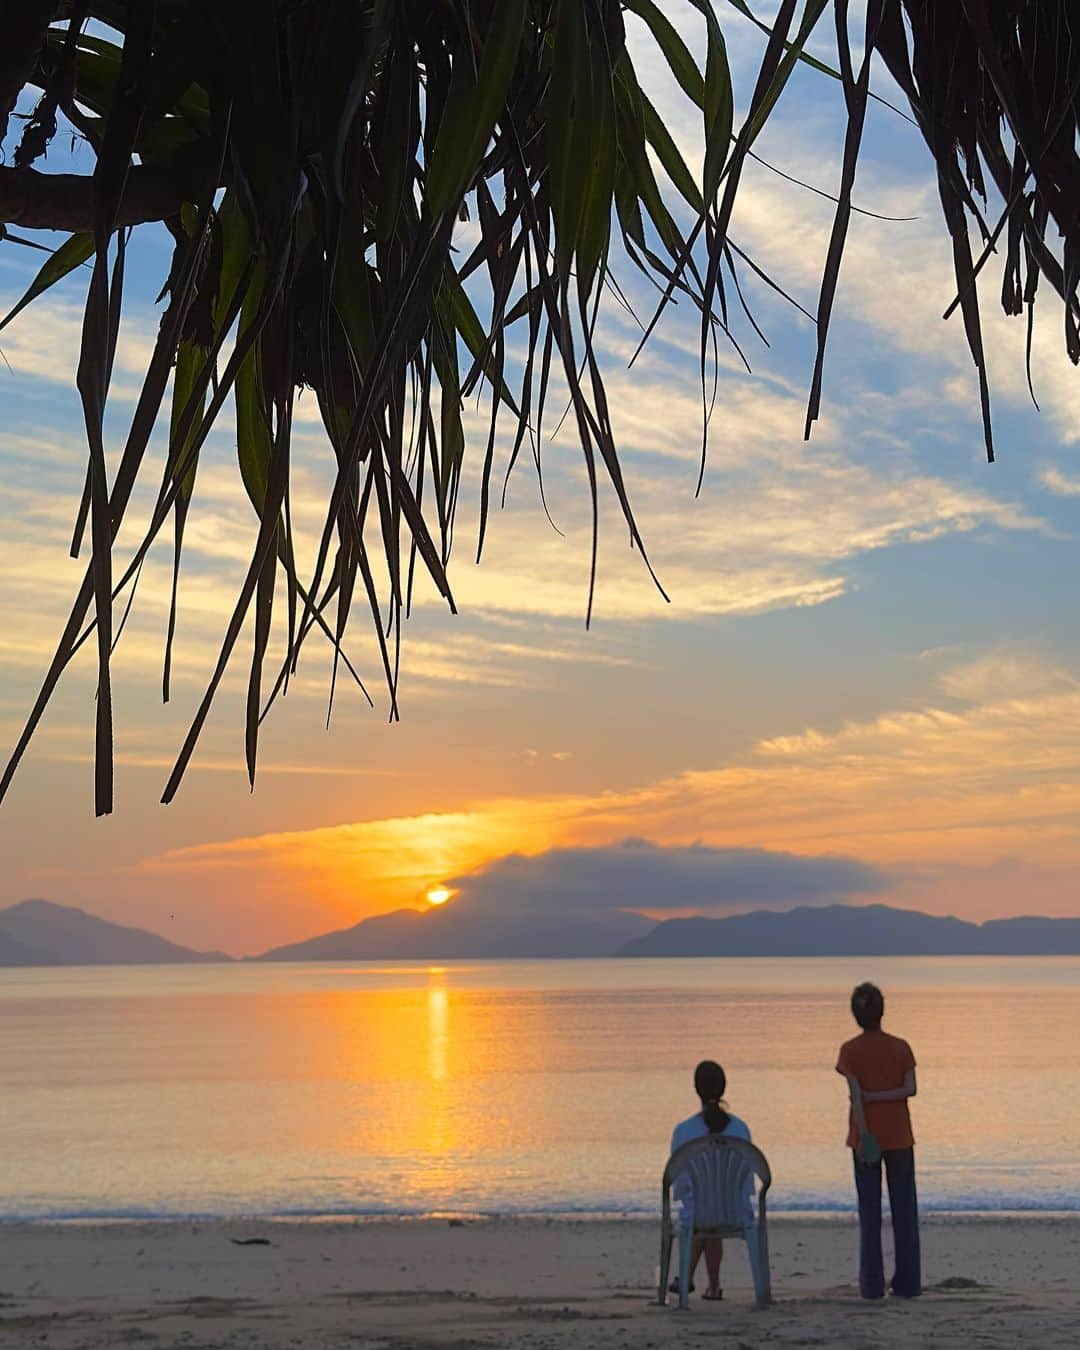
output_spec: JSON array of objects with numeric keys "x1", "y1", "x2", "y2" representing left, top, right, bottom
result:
[
  {"x1": 692, "y1": 1059, "x2": 731, "y2": 1134},
  {"x1": 701, "y1": 1096, "x2": 731, "y2": 1134}
]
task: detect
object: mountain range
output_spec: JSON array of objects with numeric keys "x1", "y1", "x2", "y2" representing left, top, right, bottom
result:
[
  {"x1": 256, "y1": 900, "x2": 1080, "y2": 961},
  {"x1": 256, "y1": 900, "x2": 650, "y2": 961},
  {"x1": 615, "y1": 903, "x2": 1080, "y2": 957},
  {"x1": 3, "y1": 897, "x2": 1080, "y2": 966},
  {"x1": 0, "y1": 899, "x2": 230, "y2": 966}
]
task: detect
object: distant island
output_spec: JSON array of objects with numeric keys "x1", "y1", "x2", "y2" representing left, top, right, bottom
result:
[
  {"x1": 255, "y1": 900, "x2": 1080, "y2": 962},
  {"x1": 254, "y1": 899, "x2": 648, "y2": 961},
  {"x1": 0, "y1": 899, "x2": 231, "y2": 966},
  {"x1": 3, "y1": 898, "x2": 1080, "y2": 967},
  {"x1": 614, "y1": 903, "x2": 1080, "y2": 958}
]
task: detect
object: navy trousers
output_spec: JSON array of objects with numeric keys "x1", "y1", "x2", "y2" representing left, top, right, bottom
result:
[{"x1": 853, "y1": 1146, "x2": 921, "y2": 1299}]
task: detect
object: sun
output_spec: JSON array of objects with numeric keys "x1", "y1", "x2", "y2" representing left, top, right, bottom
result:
[{"x1": 426, "y1": 887, "x2": 452, "y2": 907}]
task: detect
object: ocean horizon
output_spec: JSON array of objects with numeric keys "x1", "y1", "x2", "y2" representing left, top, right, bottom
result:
[{"x1": 5, "y1": 955, "x2": 1079, "y2": 1222}]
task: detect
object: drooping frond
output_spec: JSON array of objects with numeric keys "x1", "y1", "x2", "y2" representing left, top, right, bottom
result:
[
  {"x1": 809, "y1": 0, "x2": 1080, "y2": 457},
  {"x1": 0, "y1": 1, "x2": 1076, "y2": 812}
]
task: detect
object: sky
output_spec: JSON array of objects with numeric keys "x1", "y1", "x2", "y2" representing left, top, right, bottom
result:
[{"x1": 3, "y1": 5, "x2": 1080, "y2": 956}]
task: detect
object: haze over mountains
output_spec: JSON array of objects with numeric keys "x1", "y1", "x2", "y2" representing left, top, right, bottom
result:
[{"x1": 4, "y1": 897, "x2": 1080, "y2": 966}]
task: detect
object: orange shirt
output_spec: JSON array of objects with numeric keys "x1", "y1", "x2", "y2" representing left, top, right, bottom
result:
[{"x1": 835, "y1": 1030, "x2": 916, "y2": 1151}]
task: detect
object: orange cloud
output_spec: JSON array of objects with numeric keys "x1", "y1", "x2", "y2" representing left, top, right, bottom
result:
[{"x1": 139, "y1": 646, "x2": 1080, "y2": 943}]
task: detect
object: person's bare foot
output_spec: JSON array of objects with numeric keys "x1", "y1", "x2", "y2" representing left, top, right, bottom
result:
[{"x1": 702, "y1": 1287, "x2": 723, "y2": 1301}]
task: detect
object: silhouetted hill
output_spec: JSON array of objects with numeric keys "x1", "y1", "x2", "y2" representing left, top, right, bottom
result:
[
  {"x1": 0, "y1": 927, "x2": 48, "y2": 966},
  {"x1": 616, "y1": 903, "x2": 1080, "y2": 957},
  {"x1": 0, "y1": 899, "x2": 231, "y2": 966},
  {"x1": 15, "y1": 898, "x2": 1071, "y2": 968},
  {"x1": 257, "y1": 909, "x2": 427, "y2": 961},
  {"x1": 256, "y1": 901, "x2": 650, "y2": 961},
  {"x1": 978, "y1": 915, "x2": 1080, "y2": 954}
]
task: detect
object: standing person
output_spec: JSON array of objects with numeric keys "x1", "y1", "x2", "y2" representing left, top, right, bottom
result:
[
  {"x1": 836, "y1": 982, "x2": 921, "y2": 1300},
  {"x1": 668, "y1": 1060, "x2": 752, "y2": 1301}
]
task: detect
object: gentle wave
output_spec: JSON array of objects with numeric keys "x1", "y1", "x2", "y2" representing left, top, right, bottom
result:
[{"x1": 5, "y1": 1195, "x2": 1080, "y2": 1223}]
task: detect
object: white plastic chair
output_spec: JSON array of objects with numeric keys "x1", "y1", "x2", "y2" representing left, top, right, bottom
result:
[{"x1": 657, "y1": 1134, "x2": 772, "y2": 1310}]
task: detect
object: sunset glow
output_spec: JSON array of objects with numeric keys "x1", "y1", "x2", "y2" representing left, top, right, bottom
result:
[
  {"x1": 4, "y1": 8, "x2": 1080, "y2": 963},
  {"x1": 5, "y1": 6, "x2": 1080, "y2": 1343}
]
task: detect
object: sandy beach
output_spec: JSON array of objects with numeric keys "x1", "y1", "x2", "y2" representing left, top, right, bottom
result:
[{"x1": 1, "y1": 1214, "x2": 1077, "y2": 1349}]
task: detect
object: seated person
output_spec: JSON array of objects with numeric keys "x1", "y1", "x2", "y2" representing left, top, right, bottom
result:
[{"x1": 668, "y1": 1059, "x2": 752, "y2": 1301}]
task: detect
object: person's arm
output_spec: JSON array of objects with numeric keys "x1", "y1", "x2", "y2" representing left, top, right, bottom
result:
[
  {"x1": 836, "y1": 1049, "x2": 864, "y2": 1126},
  {"x1": 861, "y1": 1068, "x2": 917, "y2": 1103},
  {"x1": 845, "y1": 1074, "x2": 869, "y2": 1134}
]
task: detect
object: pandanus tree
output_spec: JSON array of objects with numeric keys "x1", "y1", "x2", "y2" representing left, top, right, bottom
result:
[{"x1": 0, "y1": 1, "x2": 1077, "y2": 814}]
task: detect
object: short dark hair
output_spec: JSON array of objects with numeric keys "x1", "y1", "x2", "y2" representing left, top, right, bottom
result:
[{"x1": 851, "y1": 982, "x2": 884, "y2": 1029}]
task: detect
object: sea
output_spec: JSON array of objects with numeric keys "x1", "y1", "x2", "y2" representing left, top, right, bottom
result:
[{"x1": 3, "y1": 956, "x2": 1079, "y2": 1221}]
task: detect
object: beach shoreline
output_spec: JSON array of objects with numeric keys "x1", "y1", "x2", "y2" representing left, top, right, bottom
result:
[
  {"x1": 2, "y1": 1213, "x2": 1077, "y2": 1348},
  {"x1": 4, "y1": 1205, "x2": 1080, "y2": 1224}
]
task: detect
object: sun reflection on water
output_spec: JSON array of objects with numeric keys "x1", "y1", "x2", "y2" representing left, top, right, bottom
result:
[
  {"x1": 3, "y1": 958, "x2": 1080, "y2": 1218},
  {"x1": 427, "y1": 982, "x2": 449, "y2": 1084}
]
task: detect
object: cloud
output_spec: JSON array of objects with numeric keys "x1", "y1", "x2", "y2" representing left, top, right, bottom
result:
[
  {"x1": 1039, "y1": 466, "x2": 1080, "y2": 497},
  {"x1": 260, "y1": 838, "x2": 892, "y2": 959},
  {"x1": 141, "y1": 642, "x2": 1080, "y2": 943},
  {"x1": 448, "y1": 839, "x2": 891, "y2": 917},
  {"x1": 397, "y1": 351, "x2": 1046, "y2": 625},
  {"x1": 727, "y1": 141, "x2": 1080, "y2": 447},
  {"x1": 2, "y1": 151, "x2": 1051, "y2": 661},
  {"x1": 5, "y1": 13, "x2": 1080, "y2": 966},
  {"x1": 935, "y1": 646, "x2": 1076, "y2": 704},
  {"x1": 0, "y1": 298, "x2": 158, "y2": 394}
]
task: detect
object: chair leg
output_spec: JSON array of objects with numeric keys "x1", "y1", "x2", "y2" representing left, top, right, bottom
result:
[
  {"x1": 758, "y1": 1221, "x2": 772, "y2": 1307},
  {"x1": 657, "y1": 1227, "x2": 673, "y2": 1306},
  {"x1": 678, "y1": 1230, "x2": 693, "y2": 1311},
  {"x1": 746, "y1": 1225, "x2": 772, "y2": 1309}
]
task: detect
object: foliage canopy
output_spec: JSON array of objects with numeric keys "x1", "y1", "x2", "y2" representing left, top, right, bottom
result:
[{"x1": 0, "y1": 1, "x2": 1078, "y2": 813}]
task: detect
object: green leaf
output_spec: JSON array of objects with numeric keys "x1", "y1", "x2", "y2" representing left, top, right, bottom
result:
[
  {"x1": 170, "y1": 340, "x2": 205, "y2": 503},
  {"x1": 640, "y1": 90, "x2": 704, "y2": 214},
  {"x1": 373, "y1": 35, "x2": 418, "y2": 243},
  {"x1": 442, "y1": 267, "x2": 521, "y2": 416},
  {"x1": 0, "y1": 233, "x2": 94, "y2": 333},
  {"x1": 430, "y1": 314, "x2": 464, "y2": 531},
  {"x1": 503, "y1": 284, "x2": 542, "y2": 328},
  {"x1": 235, "y1": 277, "x2": 272, "y2": 511},
  {"x1": 741, "y1": 0, "x2": 829, "y2": 147},
  {"x1": 691, "y1": 0, "x2": 734, "y2": 204},
  {"x1": 546, "y1": 0, "x2": 593, "y2": 273},
  {"x1": 331, "y1": 241, "x2": 377, "y2": 381},
  {"x1": 426, "y1": 0, "x2": 526, "y2": 217},
  {"x1": 163, "y1": 338, "x2": 207, "y2": 703},
  {"x1": 614, "y1": 64, "x2": 690, "y2": 264},
  {"x1": 721, "y1": 0, "x2": 835, "y2": 70},
  {"x1": 575, "y1": 39, "x2": 618, "y2": 290},
  {"x1": 623, "y1": 0, "x2": 705, "y2": 107}
]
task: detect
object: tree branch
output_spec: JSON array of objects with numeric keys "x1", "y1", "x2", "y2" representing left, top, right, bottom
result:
[
  {"x1": 0, "y1": 147, "x2": 217, "y2": 230},
  {"x1": 0, "y1": 0, "x2": 61, "y2": 148}
]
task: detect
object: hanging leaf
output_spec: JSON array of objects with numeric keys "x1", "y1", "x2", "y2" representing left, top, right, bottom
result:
[{"x1": 0, "y1": 0, "x2": 1076, "y2": 811}]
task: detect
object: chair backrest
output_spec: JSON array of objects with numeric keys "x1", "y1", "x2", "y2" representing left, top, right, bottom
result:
[{"x1": 661, "y1": 1134, "x2": 772, "y2": 1233}]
